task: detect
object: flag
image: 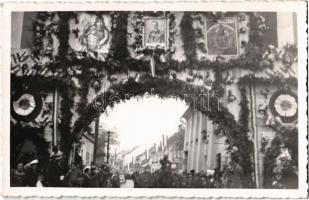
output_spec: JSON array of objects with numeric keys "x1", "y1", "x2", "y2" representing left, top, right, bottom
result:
[
  {"x1": 148, "y1": 143, "x2": 156, "y2": 156},
  {"x1": 12, "y1": 12, "x2": 37, "y2": 49},
  {"x1": 158, "y1": 141, "x2": 162, "y2": 152}
]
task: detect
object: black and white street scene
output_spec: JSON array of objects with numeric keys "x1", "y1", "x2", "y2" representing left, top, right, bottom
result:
[{"x1": 9, "y1": 10, "x2": 300, "y2": 189}]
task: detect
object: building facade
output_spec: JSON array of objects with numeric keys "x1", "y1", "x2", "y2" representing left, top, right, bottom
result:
[
  {"x1": 182, "y1": 108, "x2": 229, "y2": 172},
  {"x1": 79, "y1": 133, "x2": 95, "y2": 166}
]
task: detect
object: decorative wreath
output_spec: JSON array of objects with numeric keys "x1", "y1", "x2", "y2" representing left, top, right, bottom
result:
[
  {"x1": 269, "y1": 89, "x2": 298, "y2": 123},
  {"x1": 11, "y1": 90, "x2": 43, "y2": 122}
]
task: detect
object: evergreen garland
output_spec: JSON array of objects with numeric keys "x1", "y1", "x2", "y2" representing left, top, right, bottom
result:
[
  {"x1": 108, "y1": 12, "x2": 129, "y2": 65},
  {"x1": 72, "y1": 77, "x2": 255, "y2": 181},
  {"x1": 30, "y1": 11, "x2": 292, "y2": 79},
  {"x1": 236, "y1": 86, "x2": 254, "y2": 187},
  {"x1": 238, "y1": 74, "x2": 298, "y2": 86},
  {"x1": 180, "y1": 12, "x2": 197, "y2": 63},
  {"x1": 244, "y1": 13, "x2": 270, "y2": 68},
  {"x1": 56, "y1": 12, "x2": 71, "y2": 62},
  {"x1": 58, "y1": 80, "x2": 75, "y2": 158},
  {"x1": 238, "y1": 87, "x2": 250, "y2": 132},
  {"x1": 211, "y1": 67, "x2": 224, "y2": 98},
  {"x1": 263, "y1": 126, "x2": 298, "y2": 188}
]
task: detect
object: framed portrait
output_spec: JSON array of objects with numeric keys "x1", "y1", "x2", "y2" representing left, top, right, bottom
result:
[
  {"x1": 143, "y1": 17, "x2": 169, "y2": 49},
  {"x1": 205, "y1": 17, "x2": 239, "y2": 56}
]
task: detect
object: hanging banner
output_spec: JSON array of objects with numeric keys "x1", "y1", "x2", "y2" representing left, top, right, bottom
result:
[
  {"x1": 69, "y1": 12, "x2": 112, "y2": 61},
  {"x1": 205, "y1": 17, "x2": 239, "y2": 56}
]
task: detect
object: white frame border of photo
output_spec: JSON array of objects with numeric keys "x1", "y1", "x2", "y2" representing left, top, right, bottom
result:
[
  {"x1": 1, "y1": 1, "x2": 308, "y2": 198},
  {"x1": 142, "y1": 16, "x2": 169, "y2": 49},
  {"x1": 204, "y1": 16, "x2": 240, "y2": 60}
]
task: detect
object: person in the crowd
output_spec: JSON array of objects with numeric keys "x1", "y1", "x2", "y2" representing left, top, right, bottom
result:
[
  {"x1": 132, "y1": 170, "x2": 140, "y2": 188},
  {"x1": 149, "y1": 170, "x2": 159, "y2": 188},
  {"x1": 68, "y1": 162, "x2": 84, "y2": 187},
  {"x1": 24, "y1": 159, "x2": 39, "y2": 187},
  {"x1": 36, "y1": 173, "x2": 46, "y2": 187},
  {"x1": 191, "y1": 171, "x2": 203, "y2": 188},
  {"x1": 46, "y1": 156, "x2": 62, "y2": 187},
  {"x1": 179, "y1": 172, "x2": 187, "y2": 188},
  {"x1": 89, "y1": 164, "x2": 99, "y2": 187},
  {"x1": 213, "y1": 166, "x2": 222, "y2": 188},
  {"x1": 230, "y1": 158, "x2": 244, "y2": 188},
  {"x1": 139, "y1": 168, "x2": 152, "y2": 188},
  {"x1": 201, "y1": 172, "x2": 208, "y2": 188},
  {"x1": 82, "y1": 167, "x2": 91, "y2": 187},
  {"x1": 221, "y1": 164, "x2": 232, "y2": 188},
  {"x1": 97, "y1": 164, "x2": 111, "y2": 187},
  {"x1": 11, "y1": 162, "x2": 26, "y2": 187},
  {"x1": 57, "y1": 156, "x2": 69, "y2": 187},
  {"x1": 157, "y1": 155, "x2": 173, "y2": 188},
  {"x1": 171, "y1": 169, "x2": 180, "y2": 188},
  {"x1": 111, "y1": 171, "x2": 120, "y2": 188}
]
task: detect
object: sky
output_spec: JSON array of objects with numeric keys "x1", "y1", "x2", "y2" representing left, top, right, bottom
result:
[{"x1": 100, "y1": 96, "x2": 188, "y2": 154}]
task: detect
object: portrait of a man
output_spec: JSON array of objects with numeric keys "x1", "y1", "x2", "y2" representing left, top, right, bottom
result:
[
  {"x1": 143, "y1": 18, "x2": 168, "y2": 48},
  {"x1": 206, "y1": 18, "x2": 238, "y2": 56}
]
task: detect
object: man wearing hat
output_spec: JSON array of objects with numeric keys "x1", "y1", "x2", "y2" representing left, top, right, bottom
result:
[
  {"x1": 97, "y1": 164, "x2": 111, "y2": 187},
  {"x1": 11, "y1": 162, "x2": 26, "y2": 186},
  {"x1": 68, "y1": 162, "x2": 84, "y2": 187},
  {"x1": 46, "y1": 156, "x2": 62, "y2": 187},
  {"x1": 88, "y1": 163, "x2": 99, "y2": 187},
  {"x1": 24, "y1": 159, "x2": 39, "y2": 187}
]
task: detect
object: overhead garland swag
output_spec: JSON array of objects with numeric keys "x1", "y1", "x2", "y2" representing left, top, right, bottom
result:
[
  {"x1": 72, "y1": 77, "x2": 254, "y2": 185},
  {"x1": 27, "y1": 11, "x2": 283, "y2": 80}
]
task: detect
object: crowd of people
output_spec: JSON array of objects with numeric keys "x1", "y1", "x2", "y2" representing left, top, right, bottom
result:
[
  {"x1": 11, "y1": 157, "x2": 121, "y2": 187},
  {"x1": 11, "y1": 146, "x2": 121, "y2": 187},
  {"x1": 11, "y1": 150, "x2": 244, "y2": 188},
  {"x1": 132, "y1": 155, "x2": 244, "y2": 188}
]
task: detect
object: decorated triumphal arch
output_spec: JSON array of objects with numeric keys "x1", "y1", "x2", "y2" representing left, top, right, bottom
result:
[{"x1": 10, "y1": 11, "x2": 298, "y2": 188}]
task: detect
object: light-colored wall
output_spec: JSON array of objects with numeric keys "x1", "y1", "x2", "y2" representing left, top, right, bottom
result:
[
  {"x1": 80, "y1": 135, "x2": 94, "y2": 166},
  {"x1": 11, "y1": 12, "x2": 24, "y2": 48},
  {"x1": 277, "y1": 12, "x2": 297, "y2": 47},
  {"x1": 183, "y1": 109, "x2": 228, "y2": 172}
]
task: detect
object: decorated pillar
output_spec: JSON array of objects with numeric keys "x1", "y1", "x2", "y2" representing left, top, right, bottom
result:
[{"x1": 52, "y1": 85, "x2": 59, "y2": 146}]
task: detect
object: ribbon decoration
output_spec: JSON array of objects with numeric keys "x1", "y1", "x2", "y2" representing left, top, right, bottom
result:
[
  {"x1": 219, "y1": 126, "x2": 234, "y2": 145},
  {"x1": 150, "y1": 51, "x2": 156, "y2": 77}
]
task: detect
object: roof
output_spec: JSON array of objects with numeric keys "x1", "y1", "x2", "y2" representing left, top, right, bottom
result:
[
  {"x1": 82, "y1": 133, "x2": 95, "y2": 143},
  {"x1": 181, "y1": 107, "x2": 193, "y2": 120}
]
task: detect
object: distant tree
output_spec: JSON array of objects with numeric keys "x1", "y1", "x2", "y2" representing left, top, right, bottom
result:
[{"x1": 166, "y1": 124, "x2": 185, "y2": 150}]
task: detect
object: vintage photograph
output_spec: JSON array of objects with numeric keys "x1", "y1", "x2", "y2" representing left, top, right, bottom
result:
[{"x1": 1, "y1": 1, "x2": 307, "y2": 198}]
